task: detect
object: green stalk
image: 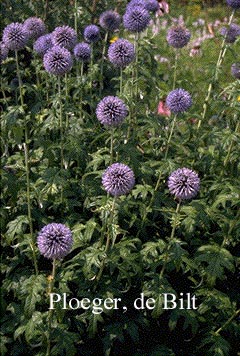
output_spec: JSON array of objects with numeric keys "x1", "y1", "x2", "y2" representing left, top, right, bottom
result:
[
  {"x1": 99, "y1": 31, "x2": 108, "y2": 96},
  {"x1": 46, "y1": 259, "x2": 57, "y2": 356},
  {"x1": 57, "y1": 77, "x2": 64, "y2": 203},
  {"x1": 74, "y1": 0, "x2": 78, "y2": 33},
  {"x1": 79, "y1": 61, "x2": 84, "y2": 121},
  {"x1": 15, "y1": 50, "x2": 38, "y2": 275},
  {"x1": 119, "y1": 67, "x2": 123, "y2": 97},
  {"x1": 224, "y1": 119, "x2": 239, "y2": 167},
  {"x1": 164, "y1": 114, "x2": 177, "y2": 159},
  {"x1": 214, "y1": 309, "x2": 240, "y2": 336},
  {"x1": 197, "y1": 9, "x2": 235, "y2": 130},
  {"x1": 172, "y1": 49, "x2": 179, "y2": 90}
]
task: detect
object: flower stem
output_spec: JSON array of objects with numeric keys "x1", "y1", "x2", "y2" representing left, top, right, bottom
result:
[
  {"x1": 15, "y1": 50, "x2": 38, "y2": 275},
  {"x1": 172, "y1": 49, "x2": 179, "y2": 90},
  {"x1": 214, "y1": 309, "x2": 240, "y2": 336},
  {"x1": 119, "y1": 67, "x2": 123, "y2": 97},
  {"x1": 164, "y1": 114, "x2": 177, "y2": 159},
  {"x1": 74, "y1": 0, "x2": 78, "y2": 33},
  {"x1": 197, "y1": 9, "x2": 235, "y2": 130},
  {"x1": 79, "y1": 61, "x2": 84, "y2": 121},
  {"x1": 99, "y1": 31, "x2": 108, "y2": 96},
  {"x1": 224, "y1": 119, "x2": 239, "y2": 167},
  {"x1": 57, "y1": 76, "x2": 64, "y2": 203},
  {"x1": 46, "y1": 259, "x2": 57, "y2": 356}
]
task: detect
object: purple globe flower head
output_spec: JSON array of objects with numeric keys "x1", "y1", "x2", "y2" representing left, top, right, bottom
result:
[
  {"x1": 226, "y1": 0, "x2": 240, "y2": 9},
  {"x1": 33, "y1": 33, "x2": 53, "y2": 56},
  {"x1": 108, "y1": 38, "x2": 135, "y2": 68},
  {"x1": 99, "y1": 10, "x2": 121, "y2": 31},
  {"x1": 126, "y1": 0, "x2": 146, "y2": 11},
  {"x1": 167, "y1": 26, "x2": 191, "y2": 48},
  {"x1": 0, "y1": 41, "x2": 9, "y2": 63},
  {"x1": 102, "y1": 163, "x2": 135, "y2": 196},
  {"x1": 96, "y1": 96, "x2": 128, "y2": 127},
  {"x1": 74, "y1": 42, "x2": 91, "y2": 62},
  {"x1": 168, "y1": 167, "x2": 200, "y2": 200},
  {"x1": 43, "y1": 46, "x2": 73, "y2": 76},
  {"x1": 37, "y1": 223, "x2": 73, "y2": 260},
  {"x1": 123, "y1": 6, "x2": 151, "y2": 33},
  {"x1": 166, "y1": 88, "x2": 192, "y2": 114},
  {"x1": 23, "y1": 17, "x2": 46, "y2": 40},
  {"x1": 52, "y1": 25, "x2": 77, "y2": 50},
  {"x1": 145, "y1": 0, "x2": 159, "y2": 12},
  {"x1": 2, "y1": 22, "x2": 29, "y2": 51},
  {"x1": 220, "y1": 24, "x2": 240, "y2": 43},
  {"x1": 231, "y1": 62, "x2": 240, "y2": 79},
  {"x1": 84, "y1": 25, "x2": 100, "y2": 43}
]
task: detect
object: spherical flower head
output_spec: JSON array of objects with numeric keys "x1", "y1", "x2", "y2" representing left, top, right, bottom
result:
[
  {"x1": 96, "y1": 96, "x2": 128, "y2": 127},
  {"x1": 231, "y1": 62, "x2": 240, "y2": 79},
  {"x1": 167, "y1": 26, "x2": 191, "y2": 48},
  {"x1": 74, "y1": 42, "x2": 91, "y2": 62},
  {"x1": 108, "y1": 38, "x2": 135, "y2": 68},
  {"x1": 23, "y1": 17, "x2": 46, "y2": 40},
  {"x1": 83, "y1": 25, "x2": 100, "y2": 43},
  {"x1": 220, "y1": 24, "x2": 240, "y2": 43},
  {"x1": 33, "y1": 33, "x2": 53, "y2": 56},
  {"x1": 102, "y1": 163, "x2": 135, "y2": 196},
  {"x1": 145, "y1": 0, "x2": 159, "y2": 12},
  {"x1": 0, "y1": 41, "x2": 9, "y2": 63},
  {"x1": 43, "y1": 46, "x2": 73, "y2": 76},
  {"x1": 126, "y1": 0, "x2": 146, "y2": 11},
  {"x1": 166, "y1": 88, "x2": 192, "y2": 114},
  {"x1": 123, "y1": 6, "x2": 151, "y2": 33},
  {"x1": 226, "y1": 0, "x2": 240, "y2": 9},
  {"x1": 2, "y1": 22, "x2": 29, "y2": 51},
  {"x1": 168, "y1": 167, "x2": 200, "y2": 200},
  {"x1": 37, "y1": 223, "x2": 73, "y2": 259},
  {"x1": 52, "y1": 25, "x2": 77, "y2": 50},
  {"x1": 99, "y1": 10, "x2": 121, "y2": 31}
]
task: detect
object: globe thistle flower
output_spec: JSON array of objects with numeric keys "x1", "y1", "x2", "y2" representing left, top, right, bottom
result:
[
  {"x1": 167, "y1": 26, "x2": 191, "y2": 48},
  {"x1": 231, "y1": 62, "x2": 240, "y2": 79},
  {"x1": 33, "y1": 33, "x2": 53, "y2": 56},
  {"x1": 0, "y1": 41, "x2": 9, "y2": 63},
  {"x1": 2, "y1": 22, "x2": 29, "y2": 51},
  {"x1": 126, "y1": 0, "x2": 146, "y2": 10},
  {"x1": 37, "y1": 223, "x2": 73, "y2": 260},
  {"x1": 83, "y1": 25, "x2": 100, "y2": 43},
  {"x1": 52, "y1": 25, "x2": 77, "y2": 50},
  {"x1": 168, "y1": 167, "x2": 200, "y2": 200},
  {"x1": 220, "y1": 24, "x2": 240, "y2": 43},
  {"x1": 43, "y1": 46, "x2": 73, "y2": 75},
  {"x1": 166, "y1": 88, "x2": 192, "y2": 114},
  {"x1": 96, "y1": 96, "x2": 128, "y2": 127},
  {"x1": 23, "y1": 17, "x2": 46, "y2": 40},
  {"x1": 123, "y1": 6, "x2": 151, "y2": 33},
  {"x1": 74, "y1": 42, "x2": 91, "y2": 62},
  {"x1": 102, "y1": 163, "x2": 135, "y2": 196},
  {"x1": 226, "y1": 0, "x2": 240, "y2": 9},
  {"x1": 108, "y1": 38, "x2": 135, "y2": 68},
  {"x1": 99, "y1": 10, "x2": 121, "y2": 31},
  {"x1": 145, "y1": 0, "x2": 159, "y2": 12}
]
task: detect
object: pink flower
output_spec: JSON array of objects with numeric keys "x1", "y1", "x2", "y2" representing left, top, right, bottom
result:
[
  {"x1": 157, "y1": 100, "x2": 171, "y2": 117},
  {"x1": 157, "y1": 0, "x2": 169, "y2": 16}
]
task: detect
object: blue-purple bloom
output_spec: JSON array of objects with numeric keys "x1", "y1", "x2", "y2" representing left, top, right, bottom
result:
[
  {"x1": 231, "y1": 62, "x2": 240, "y2": 79},
  {"x1": 108, "y1": 38, "x2": 135, "y2": 68},
  {"x1": 37, "y1": 223, "x2": 73, "y2": 259},
  {"x1": 96, "y1": 96, "x2": 128, "y2": 127},
  {"x1": 220, "y1": 24, "x2": 240, "y2": 43},
  {"x1": 102, "y1": 163, "x2": 135, "y2": 196},
  {"x1": 2, "y1": 22, "x2": 29, "y2": 51},
  {"x1": 145, "y1": 0, "x2": 159, "y2": 12},
  {"x1": 168, "y1": 167, "x2": 200, "y2": 200},
  {"x1": 167, "y1": 26, "x2": 191, "y2": 48},
  {"x1": 99, "y1": 10, "x2": 121, "y2": 31},
  {"x1": 33, "y1": 34, "x2": 53, "y2": 56},
  {"x1": 0, "y1": 41, "x2": 9, "y2": 62},
  {"x1": 23, "y1": 17, "x2": 46, "y2": 40},
  {"x1": 74, "y1": 42, "x2": 91, "y2": 62},
  {"x1": 83, "y1": 25, "x2": 100, "y2": 43},
  {"x1": 226, "y1": 0, "x2": 240, "y2": 9},
  {"x1": 123, "y1": 6, "x2": 151, "y2": 33},
  {"x1": 166, "y1": 88, "x2": 192, "y2": 114},
  {"x1": 126, "y1": 0, "x2": 146, "y2": 10},
  {"x1": 43, "y1": 46, "x2": 73, "y2": 75},
  {"x1": 52, "y1": 25, "x2": 77, "y2": 50}
]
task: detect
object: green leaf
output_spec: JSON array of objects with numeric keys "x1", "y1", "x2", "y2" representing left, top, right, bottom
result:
[{"x1": 5, "y1": 215, "x2": 28, "y2": 244}]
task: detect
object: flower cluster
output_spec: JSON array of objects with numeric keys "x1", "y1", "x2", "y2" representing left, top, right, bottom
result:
[
  {"x1": 220, "y1": 24, "x2": 240, "y2": 43},
  {"x1": 33, "y1": 34, "x2": 53, "y2": 56},
  {"x1": 102, "y1": 163, "x2": 135, "y2": 196},
  {"x1": 52, "y1": 25, "x2": 77, "y2": 50},
  {"x1": 43, "y1": 46, "x2": 73, "y2": 75},
  {"x1": 145, "y1": 0, "x2": 159, "y2": 12},
  {"x1": 108, "y1": 38, "x2": 135, "y2": 68},
  {"x1": 231, "y1": 62, "x2": 240, "y2": 78},
  {"x1": 84, "y1": 25, "x2": 100, "y2": 43},
  {"x1": 168, "y1": 168, "x2": 200, "y2": 200},
  {"x1": 74, "y1": 42, "x2": 91, "y2": 62},
  {"x1": 23, "y1": 17, "x2": 46, "y2": 40},
  {"x1": 166, "y1": 88, "x2": 192, "y2": 114},
  {"x1": 37, "y1": 223, "x2": 73, "y2": 259},
  {"x1": 123, "y1": 6, "x2": 151, "y2": 33},
  {"x1": 167, "y1": 26, "x2": 191, "y2": 48},
  {"x1": 96, "y1": 96, "x2": 128, "y2": 127},
  {"x1": 99, "y1": 10, "x2": 121, "y2": 31},
  {"x1": 2, "y1": 22, "x2": 29, "y2": 51},
  {"x1": 226, "y1": 0, "x2": 240, "y2": 9}
]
